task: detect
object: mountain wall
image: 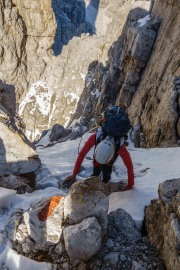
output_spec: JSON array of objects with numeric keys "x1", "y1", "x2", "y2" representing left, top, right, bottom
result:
[
  {"x1": 1, "y1": 0, "x2": 179, "y2": 146},
  {"x1": 73, "y1": 0, "x2": 180, "y2": 147},
  {"x1": 0, "y1": 0, "x2": 151, "y2": 141},
  {"x1": 128, "y1": 0, "x2": 180, "y2": 147}
]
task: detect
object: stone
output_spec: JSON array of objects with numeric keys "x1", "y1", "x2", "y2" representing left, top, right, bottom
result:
[
  {"x1": 110, "y1": 209, "x2": 141, "y2": 241},
  {"x1": 63, "y1": 177, "x2": 109, "y2": 235},
  {"x1": 63, "y1": 217, "x2": 102, "y2": 266},
  {"x1": 0, "y1": 175, "x2": 33, "y2": 194},
  {"x1": 132, "y1": 261, "x2": 146, "y2": 270},
  {"x1": 49, "y1": 124, "x2": 70, "y2": 142},
  {"x1": 103, "y1": 252, "x2": 119, "y2": 268},
  {"x1": 5, "y1": 195, "x2": 65, "y2": 255},
  {"x1": 0, "y1": 119, "x2": 41, "y2": 176},
  {"x1": 106, "y1": 239, "x2": 114, "y2": 249}
]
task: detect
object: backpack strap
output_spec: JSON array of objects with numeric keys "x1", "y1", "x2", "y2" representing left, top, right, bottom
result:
[{"x1": 95, "y1": 128, "x2": 106, "y2": 146}]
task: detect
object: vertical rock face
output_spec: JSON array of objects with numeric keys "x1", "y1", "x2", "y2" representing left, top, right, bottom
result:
[
  {"x1": 72, "y1": 6, "x2": 156, "y2": 127},
  {"x1": 74, "y1": 0, "x2": 180, "y2": 147},
  {"x1": 145, "y1": 179, "x2": 180, "y2": 270},
  {"x1": 52, "y1": 0, "x2": 92, "y2": 55},
  {"x1": 12, "y1": 0, "x2": 55, "y2": 37},
  {"x1": 0, "y1": 0, "x2": 27, "y2": 99},
  {"x1": 128, "y1": 0, "x2": 180, "y2": 146}
]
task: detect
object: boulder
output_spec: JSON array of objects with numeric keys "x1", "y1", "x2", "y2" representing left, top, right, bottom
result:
[
  {"x1": 63, "y1": 177, "x2": 109, "y2": 235},
  {"x1": 23, "y1": 196, "x2": 64, "y2": 249},
  {"x1": 49, "y1": 124, "x2": 70, "y2": 142},
  {"x1": 0, "y1": 175, "x2": 34, "y2": 194},
  {"x1": 63, "y1": 217, "x2": 102, "y2": 266},
  {"x1": 7, "y1": 195, "x2": 64, "y2": 254},
  {"x1": 0, "y1": 120, "x2": 40, "y2": 176},
  {"x1": 110, "y1": 208, "x2": 141, "y2": 241}
]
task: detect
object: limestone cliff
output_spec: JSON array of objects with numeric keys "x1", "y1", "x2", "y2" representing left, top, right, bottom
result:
[
  {"x1": 73, "y1": 0, "x2": 180, "y2": 147},
  {"x1": 1, "y1": 0, "x2": 179, "y2": 146},
  {"x1": 128, "y1": 0, "x2": 180, "y2": 147},
  {"x1": 0, "y1": 0, "x2": 151, "y2": 141}
]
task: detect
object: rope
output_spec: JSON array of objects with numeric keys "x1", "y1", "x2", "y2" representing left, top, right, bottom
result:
[{"x1": 78, "y1": 126, "x2": 100, "y2": 155}]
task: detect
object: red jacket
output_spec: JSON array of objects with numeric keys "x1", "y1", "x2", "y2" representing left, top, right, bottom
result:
[{"x1": 73, "y1": 132, "x2": 134, "y2": 187}]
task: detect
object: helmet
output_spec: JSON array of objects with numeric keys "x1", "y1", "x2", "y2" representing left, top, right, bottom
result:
[{"x1": 94, "y1": 137, "x2": 115, "y2": 164}]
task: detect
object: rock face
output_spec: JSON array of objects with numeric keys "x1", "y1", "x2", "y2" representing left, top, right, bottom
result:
[
  {"x1": 52, "y1": 0, "x2": 93, "y2": 55},
  {"x1": 145, "y1": 179, "x2": 180, "y2": 270},
  {"x1": 1, "y1": 0, "x2": 179, "y2": 146},
  {"x1": 0, "y1": 0, "x2": 27, "y2": 99},
  {"x1": 128, "y1": 0, "x2": 180, "y2": 147},
  {"x1": 0, "y1": 0, "x2": 151, "y2": 141},
  {"x1": 72, "y1": 0, "x2": 180, "y2": 147},
  {"x1": 72, "y1": 7, "x2": 158, "y2": 127}
]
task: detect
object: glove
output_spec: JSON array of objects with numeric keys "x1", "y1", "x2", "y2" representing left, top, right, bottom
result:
[
  {"x1": 120, "y1": 184, "x2": 133, "y2": 191},
  {"x1": 62, "y1": 174, "x2": 76, "y2": 189}
]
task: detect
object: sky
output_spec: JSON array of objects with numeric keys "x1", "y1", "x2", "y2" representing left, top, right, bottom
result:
[{"x1": 0, "y1": 132, "x2": 180, "y2": 269}]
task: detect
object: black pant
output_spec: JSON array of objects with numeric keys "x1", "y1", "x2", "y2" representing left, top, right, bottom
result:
[{"x1": 91, "y1": 165, "x2": 112, "y2": 183}]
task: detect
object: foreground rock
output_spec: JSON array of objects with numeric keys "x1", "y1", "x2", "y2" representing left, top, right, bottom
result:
[
  {"x1": 5, "y1": 177, "x2": 108, "y2": 266},
  {"x1": 4, "y1": 177, "x2": 165, "y2": 269},
  {"x1": 145, "y1": 179, "x2": 180, "y2": 270},
  {"x1": 64, "y1": 177, "x2": 109, "y2": 235}
]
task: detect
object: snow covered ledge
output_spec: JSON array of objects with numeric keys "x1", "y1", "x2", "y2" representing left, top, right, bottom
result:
[{"x1": 0, "y1": 247, "x2": 52, "y2": 270}]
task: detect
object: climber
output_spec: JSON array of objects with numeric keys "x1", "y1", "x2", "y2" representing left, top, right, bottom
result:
[{"x1": 62, "y1": 126, "x2": 134, "y2": 190}]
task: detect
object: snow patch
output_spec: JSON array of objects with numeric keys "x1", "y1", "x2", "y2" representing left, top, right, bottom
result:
[
  {"x1": 0, "y1": 247, "x2": 52, "y2": 270},
  {"x1": 91, "y1": 88, "x2": 100, "y2": 98},
  {"x1": 19, "y1": 81, "x2": 56, "y2": 117},
  {"x1": 80, "y1": 73, "x2": 86, "y2": 81}
]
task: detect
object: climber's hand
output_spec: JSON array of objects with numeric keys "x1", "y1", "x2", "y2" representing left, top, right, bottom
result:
[
  {"x1": 62, "y1": 174, "x2": 76, "y2": 189},
  {"x1": 120, "y1": 184, "x2": 133, "y2": 191}
]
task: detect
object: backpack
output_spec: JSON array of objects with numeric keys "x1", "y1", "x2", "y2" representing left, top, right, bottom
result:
[{"x1": 100, "y1": 106, "x2": 132, "y2": 138}]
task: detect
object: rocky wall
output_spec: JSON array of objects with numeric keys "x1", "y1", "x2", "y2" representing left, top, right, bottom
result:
[
  {"x1": 145, "y1": 179, "x2": 180, "y2": 270},
  {"x1": 128, "y1": 0, "x2": 180, "y2": 146}
]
